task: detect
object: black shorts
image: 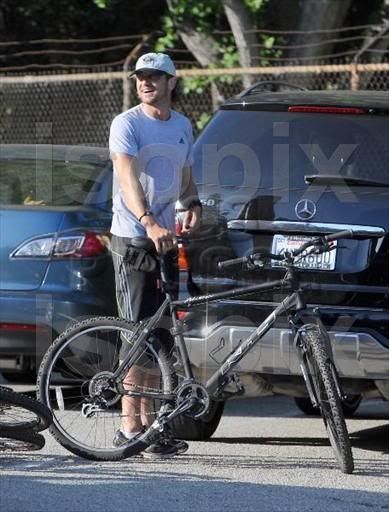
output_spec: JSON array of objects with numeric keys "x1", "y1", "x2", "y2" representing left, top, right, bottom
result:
[{"x1": 111, "y1": 235, "x2": 178, "y2": 323}]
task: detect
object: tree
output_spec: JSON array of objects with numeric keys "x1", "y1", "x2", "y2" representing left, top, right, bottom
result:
[
  {"x1": 267, "y1": 0, "x2": 389, "y2": 62},
  {"x1": 289, "y1": 0, "x2": 353, "y2": 60},
  {"x1": 0, "y1": 0, "x2": 166, "y2": 69}
]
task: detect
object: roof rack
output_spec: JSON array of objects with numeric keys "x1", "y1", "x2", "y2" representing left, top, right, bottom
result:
[{"x1": 237, "y1": 80, "x2": 308, "y2": 98}]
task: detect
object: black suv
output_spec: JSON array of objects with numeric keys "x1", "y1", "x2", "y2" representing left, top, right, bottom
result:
[{"x1": 178, "y1": 87, "x2": 389, "y2": 432}]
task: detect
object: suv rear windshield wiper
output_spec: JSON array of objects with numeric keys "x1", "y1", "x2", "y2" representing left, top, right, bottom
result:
[{"x1": 304, "y1": 174, "x2": 389, "y2": 187}]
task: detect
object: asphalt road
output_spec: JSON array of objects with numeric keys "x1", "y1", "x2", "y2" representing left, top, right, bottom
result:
[{"x1": 0, "y1": 395, "x2": 388, "y2": 512}]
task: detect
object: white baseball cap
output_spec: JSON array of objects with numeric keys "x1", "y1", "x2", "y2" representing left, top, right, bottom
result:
[{"x1": 131, "y1": 52, "x2": 176, "y2": 77}]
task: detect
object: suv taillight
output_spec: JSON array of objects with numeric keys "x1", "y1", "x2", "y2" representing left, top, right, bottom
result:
[
  {"x1": 178, "y1": 244, "x2": 190, "y2": 271},
  {"x1": 11, "y1": 232, "x2": 108, "y2": 259},
  {"x1": 288, "y1": 106, "x2": 367, "y2": 114},
  {"x1": 175, "y1": 216, "x2": 190, "y2": 271}
]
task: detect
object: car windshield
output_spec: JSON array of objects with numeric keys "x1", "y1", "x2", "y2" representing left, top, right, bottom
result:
[
  {"x1": 0, "y1": 148, "x2": 111, "y2": 207},
  {"x1": 193, "y1": 110, "x2": 389, "y2": 188}
]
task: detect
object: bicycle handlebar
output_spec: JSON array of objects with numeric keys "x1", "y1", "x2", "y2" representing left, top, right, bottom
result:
[
  {"x1": 217, "y1": 229, "x2": 356, "y2": 271},
  {"x1": 217, "y1": 252, "x2": 284, "y2": 270},
  {"x1": 217, "y1": 255, "x2": 251, "y2": 269}
]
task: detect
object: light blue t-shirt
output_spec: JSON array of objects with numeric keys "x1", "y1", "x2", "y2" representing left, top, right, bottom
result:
[{"x1": 109, "y1": 104, "x2": 194, "y2": 238}]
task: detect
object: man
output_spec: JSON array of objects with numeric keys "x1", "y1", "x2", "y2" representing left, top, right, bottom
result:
[{"x1": 109, "y1": 52, "x2": 202, "y2": 458}]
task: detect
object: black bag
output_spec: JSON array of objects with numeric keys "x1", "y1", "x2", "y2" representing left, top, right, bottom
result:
[
  {"x1": 111, "y1": 235, "x2": 158, "y2": 272},
  {"x1": 124, "y1": 237, "x2": 158, "y2": 272},
  {"x1": 124, "y1": 246, "x2": 158, "y2": 272}
]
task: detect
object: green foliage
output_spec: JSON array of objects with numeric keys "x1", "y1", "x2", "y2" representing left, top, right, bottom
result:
[
  {"x1": 196, "y1": 112, "x2": 212, "y2": 131},
  {"x1": 93, "y1": 0, "x2": 108, "y2": 8},
  {"x1": 165, "y1": 0, "x2": 220, "y2": 28},
  {"x1": 244, "y1": 0, "x2": 266, "y2": 12},
  {"x1": 156, "y1": 0, "x2": 222, "y2": 52},
  {"x1": 182, "y1": 76, "x2": 210, "y2": 95}
]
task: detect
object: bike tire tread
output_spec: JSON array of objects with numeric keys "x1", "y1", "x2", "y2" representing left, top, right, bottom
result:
[
  {"x1": 303, "y1": 326, "x2": 354, "y2": 474},
  {"x1": 0, "y1": 387, "x2": 52, "y2": 432}
]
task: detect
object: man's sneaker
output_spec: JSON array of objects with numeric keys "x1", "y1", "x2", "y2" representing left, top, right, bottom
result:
[
  {"x1": 142, "y1": 438, "x2": 189, "y2": 459},
  {"x1": 112, "y1": 429, "x2": 138, "y2": 448},
  {"x1": 113, "y1": 430, "x2": 189, "y2": 456},
  {"x1": 172, "y1": 439, "x2": 189, "y2": 455}
]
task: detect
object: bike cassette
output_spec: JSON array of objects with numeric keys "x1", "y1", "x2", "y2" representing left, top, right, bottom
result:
[
  {"x1": 88, "y1": 371, "x2": 121, "y2": 407},
  {"x1": 176, "y1": 381, "x2": 210, "y2": 419}
]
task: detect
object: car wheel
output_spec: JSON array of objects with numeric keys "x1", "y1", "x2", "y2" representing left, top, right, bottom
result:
[
  {"x1": 294, "y1": 395, "x2": 362, "y2": 418},
  {"x1": 170, "y1": 400, "x2": 225, "y2": 441}
]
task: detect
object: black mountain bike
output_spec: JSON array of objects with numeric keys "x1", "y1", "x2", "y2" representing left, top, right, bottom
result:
[{"x1": 37, "y1": 230, "x2": 357, "y2": 473}]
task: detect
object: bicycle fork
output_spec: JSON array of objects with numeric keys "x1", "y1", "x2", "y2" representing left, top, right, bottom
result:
[
  {"x1": 295, "y1": 331, "x2": 320, "y2": 408},
  {"x1": 293, "y1": 321, "x2": 347, "y2": 408}
]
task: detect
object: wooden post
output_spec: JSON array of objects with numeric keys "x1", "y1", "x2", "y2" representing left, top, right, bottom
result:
[
  {"x1": 122, "y1": 35, "x2": 151, "y2": 112},
  {"x1": 351, "y1": 63, "x2": 359, "y2": 91}
]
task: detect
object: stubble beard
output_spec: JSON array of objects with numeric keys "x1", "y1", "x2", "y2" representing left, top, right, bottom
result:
[{"x1": 138, "y1": 82, "x2": 170, "y2": 107}]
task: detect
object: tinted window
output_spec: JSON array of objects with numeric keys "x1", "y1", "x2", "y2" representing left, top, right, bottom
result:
[{"x1": 193, "y1": 110, "x2": 389, "y2": 188}]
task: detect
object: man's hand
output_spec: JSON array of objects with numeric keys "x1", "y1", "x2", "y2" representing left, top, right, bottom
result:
[
  {"x1": 145, "y1": 222, "x2": 176, "y2": 254},
  {"x1": 180, "y1": 206, "x2": 202, "y2": 235}
]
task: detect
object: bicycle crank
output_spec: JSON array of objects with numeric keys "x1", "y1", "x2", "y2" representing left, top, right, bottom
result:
[{"x1": 176, "y1": 381, "x2": 210, "y2": 419}]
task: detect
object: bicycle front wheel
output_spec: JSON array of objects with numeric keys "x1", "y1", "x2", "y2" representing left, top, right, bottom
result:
[
  {"x1": 0, "y1": 386, "x2": 52, "y2": 432},
  {"x1": 299, "y1": 325, "x2": 354, "y2": 474},
  {"x1": 37, "y1": 317, "x2": 176, "y2": 461}
]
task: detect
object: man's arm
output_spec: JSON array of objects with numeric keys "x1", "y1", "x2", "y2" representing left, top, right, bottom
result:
[
  {"x1": 179, "y1": 166, "x2": 202, "y2": 235},
  {"x1": 113, "y1": 152, "x2": 175, "y2": 253}
]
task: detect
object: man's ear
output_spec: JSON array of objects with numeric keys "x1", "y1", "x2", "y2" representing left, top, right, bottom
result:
[{"x1": 167, "y1": 76, "x2": 177, "y2": 92}]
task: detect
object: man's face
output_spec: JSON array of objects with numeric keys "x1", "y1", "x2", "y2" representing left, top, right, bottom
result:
[{"x1": 135, "y1": 71, "x2": 172, "y2": 105}]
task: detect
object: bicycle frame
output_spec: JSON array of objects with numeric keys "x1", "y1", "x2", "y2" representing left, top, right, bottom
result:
[{"x1": 113, "y1": 261, "x2": 319, "y2": 400}]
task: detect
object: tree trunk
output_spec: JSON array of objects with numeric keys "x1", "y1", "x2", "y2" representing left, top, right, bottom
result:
[
  {"x1": 166, "y1": 1, "x2": 224, "y2": 109},
  {"x1": 166, "y1": 0, "x2": 219, "y2": 67},
  {"x1": 176, "y1": 26, "x2": 224, "y2": 109},
  {"x1": 178, "y1": 27, "x2": 220, "y2": 67},
  {"x1": 222, "y1": 0, "x2": 258, "y2": 88},
  {"x1": 290, "y1": 0, "x2": 353, "y2": 60}
]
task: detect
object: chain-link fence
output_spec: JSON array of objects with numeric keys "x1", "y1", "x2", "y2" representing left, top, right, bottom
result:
[{"x1": 1, "y1": 61, "x2": 389, "y2": 146}]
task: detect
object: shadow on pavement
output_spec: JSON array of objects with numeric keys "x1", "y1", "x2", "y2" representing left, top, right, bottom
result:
[{"x1": 0, "y1": 453, "x2": 388, "y2": 512}]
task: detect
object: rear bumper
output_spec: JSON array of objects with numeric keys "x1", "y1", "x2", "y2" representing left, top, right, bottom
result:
[
  {"x1": 183, "y1": 302, "x2": 389, "y2": 381},
  {"x1": 185, "y1": 326, "x2": 389, "y2": 379}
]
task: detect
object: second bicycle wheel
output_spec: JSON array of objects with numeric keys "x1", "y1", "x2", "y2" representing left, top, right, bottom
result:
[
  {"x1": 37, "y1": 317, "x2": 176, "y2": 461},
  {"x1": 299, "y1": 324, "x2": 354, "y2": 474},
  {"x1": 0, "y1": 386, "x2": 52, "y2": 432},
  {"x1": 0, "y1": 429, "x2": 45, "y2": 452}
]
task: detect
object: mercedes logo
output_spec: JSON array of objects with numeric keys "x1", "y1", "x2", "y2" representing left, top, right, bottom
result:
[{"x1": 295, "y1": 199, "x2": 317, "y2": 221}]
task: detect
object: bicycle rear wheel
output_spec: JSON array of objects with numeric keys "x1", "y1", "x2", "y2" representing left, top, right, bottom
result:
[
  {"x1": 0, "y1": 386, "x2": 52, "y2": 432},
  {"x1": 0, "y1": 429, "x2": 45, "y2": 451},
  {"x1": 37, "y1": 317, "x2": 176, "y2": 461},
  {"x1": 299, "y1": 324, "x2": 354, "y2": 474}
]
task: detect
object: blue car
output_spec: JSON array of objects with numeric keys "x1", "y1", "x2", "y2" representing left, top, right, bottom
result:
[{"x1": 0, "y1": 145, "x2": 116, "y2": 376}]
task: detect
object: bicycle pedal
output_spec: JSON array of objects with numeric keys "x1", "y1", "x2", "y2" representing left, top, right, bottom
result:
[{"x1": 220, "y1": 374, "x2": 245, "y2": 397}]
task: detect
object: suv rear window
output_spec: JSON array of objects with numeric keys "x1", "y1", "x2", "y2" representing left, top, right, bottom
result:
[{"x1": 193, "y1": 110, "x2": 389, "y2": 189}]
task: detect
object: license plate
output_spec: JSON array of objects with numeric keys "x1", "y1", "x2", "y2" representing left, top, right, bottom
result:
[{"x1": 271, "y1": 235, "x2": 337, "y2": 271}]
